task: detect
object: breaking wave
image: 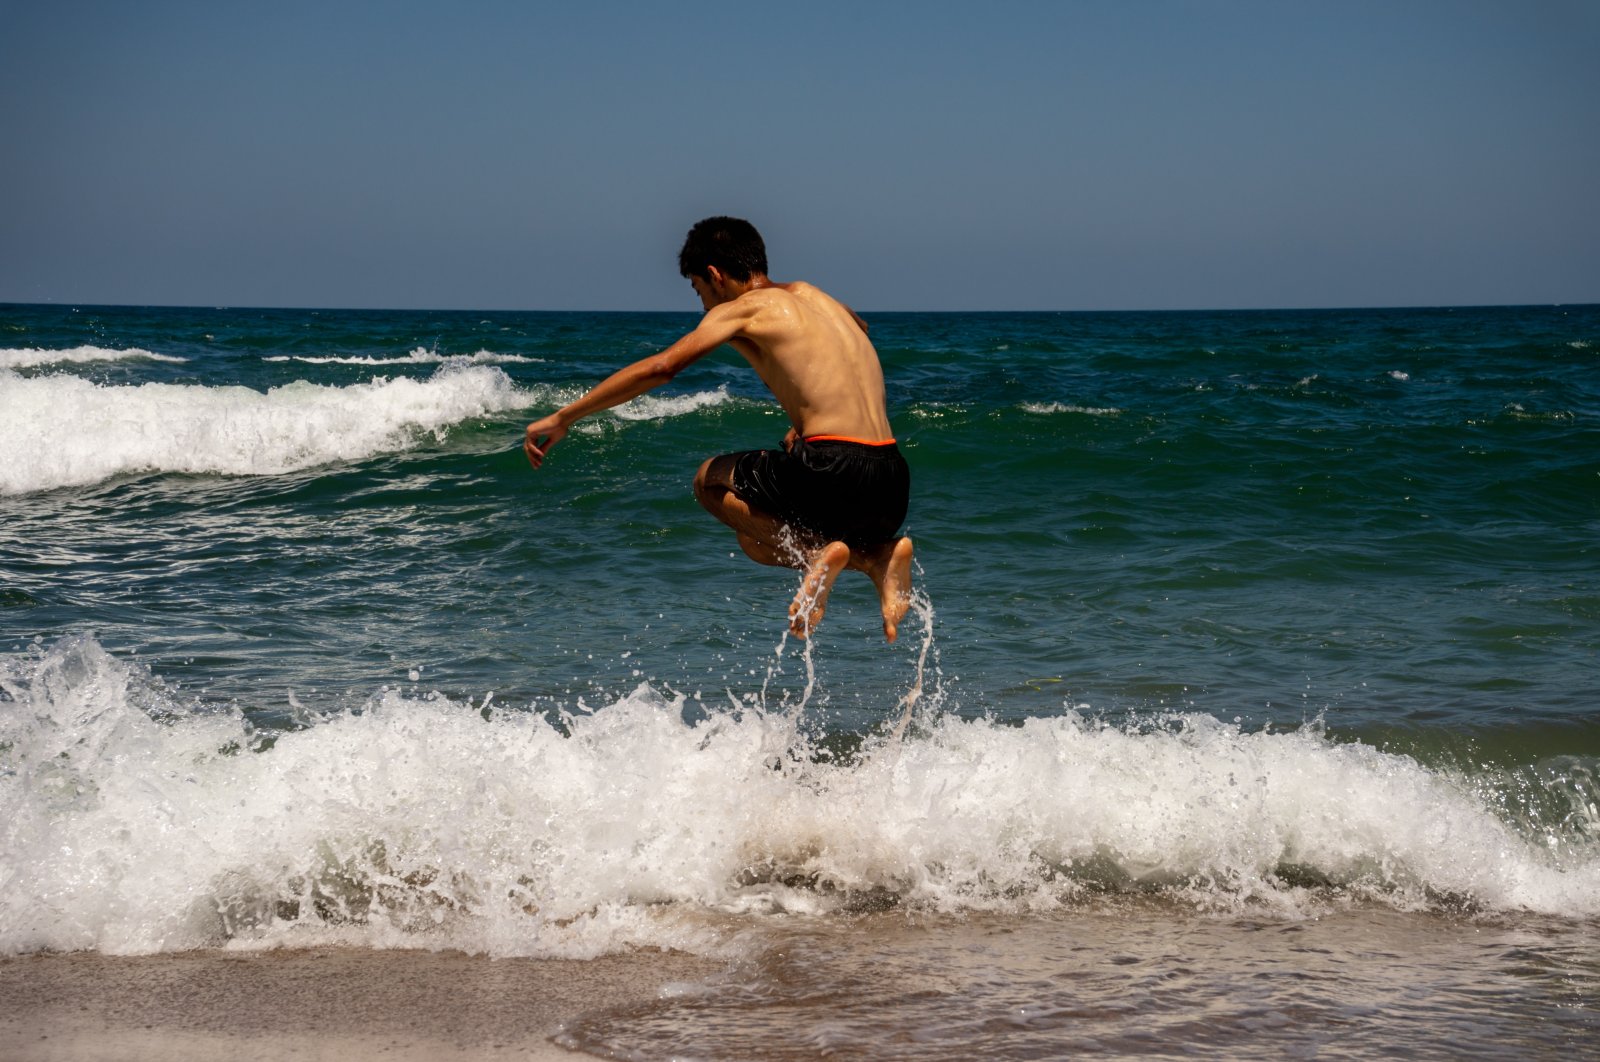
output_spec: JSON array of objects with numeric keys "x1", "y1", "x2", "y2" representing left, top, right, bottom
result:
[
  {"x1": 0, "y1": 364, "x2": 531, "y2": 495},
  {"x1": 1, "y1": 636, "x2": 1594, "y2": 958},
  {"x1": 0, "y1": 345, "x2": 188, "y2": 369}
]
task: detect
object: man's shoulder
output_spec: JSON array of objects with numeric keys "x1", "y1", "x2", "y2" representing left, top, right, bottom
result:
[
  {"x1": 776, "y1": 280, "x2": 831, "y2": 302},
  {"x1": 722, "y1": 282, "x2": 846, "y2": 342},
  {"x1": 742, "y1": 281, "x2": 811, "y2": 304},
  {"x1": 726, "y1": 283, "x2": 807, "y2": 326},
  {"x1": 745, "y1": 281, "x2": 843, "y2": 316}
]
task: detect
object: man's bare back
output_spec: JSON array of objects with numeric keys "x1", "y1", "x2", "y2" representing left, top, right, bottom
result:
[
  {"x1": 524, "y1": 217, "x2": 913, "y2": 641},
  {"x1": 712, "y1": 281, "x2": 893, "y2": 443}
]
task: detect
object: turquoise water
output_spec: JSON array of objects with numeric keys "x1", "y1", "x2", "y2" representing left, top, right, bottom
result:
[
  {"x1": 4, "y1": 304, "x2": 1595, "y2": 737},
  {"x1": 2, "y1": 303, "x2": 1597, "y2": 1053}
]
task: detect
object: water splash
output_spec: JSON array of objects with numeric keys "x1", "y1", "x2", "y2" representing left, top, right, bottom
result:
[{"x1": 2, "y1": 635, "x2": 1596, "y2": 960}]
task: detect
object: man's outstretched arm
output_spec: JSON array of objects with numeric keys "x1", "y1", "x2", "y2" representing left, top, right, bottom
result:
[{"x1": 524, "y1": 305, "x2": 749, "y2": 468}]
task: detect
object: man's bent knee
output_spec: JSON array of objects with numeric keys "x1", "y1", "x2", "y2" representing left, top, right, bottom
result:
[
  {"x1": 693, "y1": 457, "x2": 716, "y2": 503},
  {"x1": 694, "y1": 454, "x2": 740, "y2": 507}
]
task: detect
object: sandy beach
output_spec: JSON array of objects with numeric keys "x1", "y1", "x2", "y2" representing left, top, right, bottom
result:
[{"x1": 0, "y1": 947, "x2": 726, "y2": 1061}]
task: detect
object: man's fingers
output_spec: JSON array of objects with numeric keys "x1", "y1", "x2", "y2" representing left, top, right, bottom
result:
[{"x1": 524, "y1": 421, "x2": 564, "y2": 469}]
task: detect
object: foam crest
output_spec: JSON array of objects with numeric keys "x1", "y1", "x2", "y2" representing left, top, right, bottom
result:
[
  {"x1": 611, "y1": 385, "x2": 734, "y2": 421},
  {"x1": 0, "y1": 345, "x2": 187, "y2": 369},
  {"x1": 1020, "y1": 402, "x2": 1121, "y2": 415},
  {"x1": 262, "y1": 348, "x2": 543, "y2": 366},
  {"x1": 1, "y1": 638, "x2": 1594, "y2": 958},
  {"x1": 0, "y1": 365, "x2": 531, "y2": 494}
]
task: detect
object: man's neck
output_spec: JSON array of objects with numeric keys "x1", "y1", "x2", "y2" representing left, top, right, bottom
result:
[{"x1": 729, "y1": 273, "x2": 772, "y2": 299}]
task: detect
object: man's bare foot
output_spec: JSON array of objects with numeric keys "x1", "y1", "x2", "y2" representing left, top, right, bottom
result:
[
  {"x1": 790, "y1": 540, "x2": 851, "y2": 638},
  {"x1": 863, "y1": 537, "x2": 915, "y2": 643}
]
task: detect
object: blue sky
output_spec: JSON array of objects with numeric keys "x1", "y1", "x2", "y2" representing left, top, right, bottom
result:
[{"x1": 2, "y1": 0, "x2": 1596, "y2": 310}]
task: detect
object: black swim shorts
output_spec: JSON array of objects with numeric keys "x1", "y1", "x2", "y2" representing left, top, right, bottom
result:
[{"x1": 730, "y1": 436, "x2": 910, "y2": 549}]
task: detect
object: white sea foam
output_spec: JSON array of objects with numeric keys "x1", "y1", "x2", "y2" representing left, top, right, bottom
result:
[
  {"x1": 611, "y1": 385, "x2": 734, "y2": 421},
  {"x1": 1019, "y1": 402, "x2": 1121, "y2": 416},
  {"x1": 0, "y1": 345, "x2": 188, "y2": 369},
  {"x1": 0, "y1": 364, "x2": 531, "y2": 495},
  {"x1": 262, "y1": 348, "x2": 543, "y2": 366},
  {"x1": 1, "y1": 637, "x2": 1594, "y2": 958},
  {"x1": 1388, "y1": 370, "x2": 1411, "y2": 382}
]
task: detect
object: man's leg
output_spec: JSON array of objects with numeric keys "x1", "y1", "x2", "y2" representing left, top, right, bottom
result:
[
  {"x1": 695, "y1": 456, "x2": 847, "y2": 636},
  {"x1": 848, "y1": 537, "x2": 916, "y2": 644},
  {"x1": 694, "y1": 456, "x2": 914, "y2": 641},
  {"x1": 789, "y1": 537, "x2": 915, "y2": 642},
  {"x1": 694, "y1": 455, "x2": 806, "y2": 567}
]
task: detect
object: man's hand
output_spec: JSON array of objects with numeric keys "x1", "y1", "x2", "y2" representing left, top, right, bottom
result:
[{"x1": 524, "y1": 414, "x2": 568, "y2": 469}]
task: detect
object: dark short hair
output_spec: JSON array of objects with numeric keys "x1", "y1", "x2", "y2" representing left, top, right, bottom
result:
[{"x1": 678, "y1": 216, "x2": 768, "y2": 281}]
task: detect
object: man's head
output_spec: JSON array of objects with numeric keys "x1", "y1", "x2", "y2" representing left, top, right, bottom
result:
[{"x1": 678, "y1": 216, "x2": 768, "y2": 284}]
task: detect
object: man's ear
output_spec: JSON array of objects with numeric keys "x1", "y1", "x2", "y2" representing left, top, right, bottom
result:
[{"x1": 704, "y1": 265, "x2": 726, "y2": 288}]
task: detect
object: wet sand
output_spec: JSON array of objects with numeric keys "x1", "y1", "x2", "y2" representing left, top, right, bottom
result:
[
  {"x1": 561, "y1": 908, "x2": 1600, "y2": 1060},
  {"x1": 0, "y1": 947, "x2": 725, "y2": 1061}
]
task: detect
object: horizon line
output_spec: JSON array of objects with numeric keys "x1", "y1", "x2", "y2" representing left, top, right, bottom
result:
[{"x1": 4, "y1": 299, "x2": 1596, "y2": 316}]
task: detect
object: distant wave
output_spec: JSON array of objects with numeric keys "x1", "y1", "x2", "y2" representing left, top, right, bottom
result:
[
  {"x1": 1019, "y1": 402, "x2": 1122, "y2": 416},
  {"x1": 0, "y1": 364, "x2": 531, "y2": 495},
  {"x1": 908, "y1": 402, "x2": 967, "y2": 421},
  {"x1": 0, "y1": 345, "x2": 188, "y2": 369},
  {"x1": 263, "y1": 348, "x2": 544, "y2": 366},
  {"x1": 1495, "y1": 403, "x2": 1575, "y2": 423},
  {"x1": 611, "y1": 385, "x2": 735, "y2": 421}
]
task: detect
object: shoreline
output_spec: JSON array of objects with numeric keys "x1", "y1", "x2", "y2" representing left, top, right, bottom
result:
[{"x1": 0, "y1": 946, "x2": 726, "y2": 1062}]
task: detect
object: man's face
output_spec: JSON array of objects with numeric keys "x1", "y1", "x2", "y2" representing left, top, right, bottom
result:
[{"x1": 689, "y1": 273, "x2": 718, "y2": 311}]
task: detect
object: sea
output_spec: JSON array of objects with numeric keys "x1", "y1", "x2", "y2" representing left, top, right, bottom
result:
[{"x1": 2, "y1": 302, "x2": 1597, "y2": 1057}]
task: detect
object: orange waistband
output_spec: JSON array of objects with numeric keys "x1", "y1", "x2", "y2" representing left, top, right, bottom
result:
[{"x1": 803, "y1": 434, "x2": 897, "y2": 446}]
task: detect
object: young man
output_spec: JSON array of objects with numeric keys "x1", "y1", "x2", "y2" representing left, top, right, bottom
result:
[{"x1": 524, "y1": 217, "x2": 914, "y2": 641}]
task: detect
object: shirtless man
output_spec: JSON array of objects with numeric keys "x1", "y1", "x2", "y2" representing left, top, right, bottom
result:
[{"x1": 524, "y1": 216, "x2": 915, "y2": 641}]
